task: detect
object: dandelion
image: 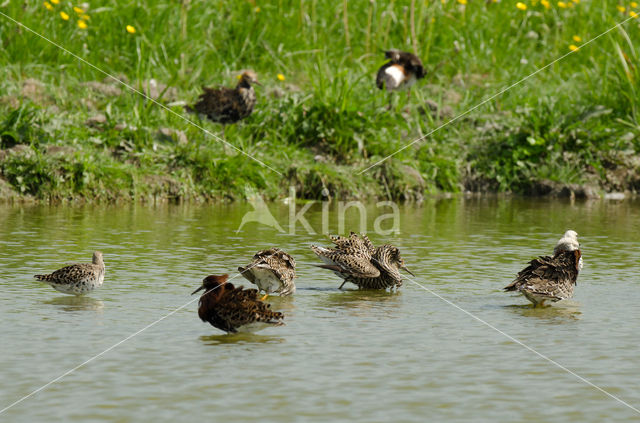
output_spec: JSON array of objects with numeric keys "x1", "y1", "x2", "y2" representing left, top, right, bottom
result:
[
  {"x1": 73, "y1": 6, "x2": 84, "y2": 13},
  {"x1": 60, "y1": 11, "x2": 69, "y2": 20},
  {"x1": 77, "y1": 19, "x2": 87, "y2": 29},
  {"x1": 557, "y1": 1, "x2": 567, "y2": 6},
  {"x1": 44, "y1": 1, "x2": 53, "y2": 10},
  {"x1": 81, "y1": 14, "x2": 90, "y2": 20},
  {"x1": 254, "y1": 6, "x2": 260, "y2": 12},
  {"x1": 457, "y1": 0, "x2": 467, "y2": 5},
  {"x1": 569, "y1": 44, "x2": 579, "y2": 51},
  {"x1": 277, "y1": 74, "x2": 285, "y2": 81},
  {"x1": 126, "y1": 25, "x2": 136, "y2": 34},
  {"x1": 631, "y1": 10, "x2": 639, "y2": 17},
  {"x1": 617, "y1": 4, "x2": 626, "y2": 11},
  {"x1": 572, "y1": 0, "x2": 579, "y2": 3},
  {"x1": 541, "y1": 0, "x2": 551, "y2": 8},
  {"x1": 50, "y1": 0, "x2": 59, "y2": 4},
  {"x1": 632, "y1": 1, "x2": 638, "y2": 7},
  {"x1": 516, "y1": 2, "x2": 527, "y2": 9},
  {"x1": 572, "y1": 35, "x2": 582, "y2": 42}
]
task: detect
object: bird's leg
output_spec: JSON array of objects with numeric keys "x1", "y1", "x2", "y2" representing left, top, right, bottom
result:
[
  {"x1": 387, "y1": 93, "x2": 392, "y2": 111},
  {"x1": 260, "y1": 293, "x2": 269, "y2": 301},
  {"x1": 339, "y1": 280, "x2": 348, "y2": 290},
  {"x1": 221, "y1": 125, "x2": 229, "y2": 155}
]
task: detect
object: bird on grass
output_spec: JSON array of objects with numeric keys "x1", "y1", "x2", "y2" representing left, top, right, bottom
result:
[
  {"x1": 34, "y1": 251, "x2": 105, "y2": 296},
  {"x1": 192, "y1": 274, "x2": 284, "y2": 334},
  {"x1": 311, "y1": 232, "x2": 414, "y2": 290},
  {"x1": 186, "y1": 70, "x2": 260, "y2": 138},
  {"x1": 376, "y1": 49, "x2": 426, "y2": 109},
  {"x1": 238, "y1": 248, "x2": 296, "y2": 299},
  {"x1": 504, "y1": 230, "x2": 583, "y2": 307}
]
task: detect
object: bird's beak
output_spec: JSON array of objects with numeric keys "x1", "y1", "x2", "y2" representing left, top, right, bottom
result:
[
  {"x1": 191, "y1": 285, "x2": 205, "y2": 295},
  {"x1": 401, "y1": 266, "x2": 415, "y2": 277},
  {"x1": 253, "y1": 80, "x2": 262, "y2": 87}
]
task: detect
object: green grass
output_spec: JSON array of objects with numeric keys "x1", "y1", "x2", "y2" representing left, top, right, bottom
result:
[{"x1": 0, "y1": 0, "x2": 639, "y2": 201}]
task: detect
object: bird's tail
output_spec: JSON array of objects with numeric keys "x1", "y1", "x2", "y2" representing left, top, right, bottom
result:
[{"x1": 34, "y1": 274, "x2": 53, "y2": 282}]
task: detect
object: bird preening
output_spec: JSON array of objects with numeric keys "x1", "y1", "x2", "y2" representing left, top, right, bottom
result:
[
  {"x1": 238, "y1": 247, "x2": 297, "y2": 298},
  {"x1": 191, "y1": 274, "x2": 284, "y2": 334},
  {"x1": 376, "y1": 49, "x2": 426, "y2": 109},
  {"x1": 504, "y1": 230, "x2": 583, "y2": 307}
]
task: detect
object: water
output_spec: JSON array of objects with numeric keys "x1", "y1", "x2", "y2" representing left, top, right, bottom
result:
[{"x1": 0, "y1": 198, "x2": 639, "y2": 422}]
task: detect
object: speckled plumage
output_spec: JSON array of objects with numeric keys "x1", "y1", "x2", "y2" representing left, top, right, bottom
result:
[
  {"x1": 504, "y1": 230, "x2": 583, "y2": 307},
  {"x1": 186, "y1": 71, "x2": 259, "y2": 125},
  {"x1": 34, "y1": 251, "x2": 105, "y2": 296},
  {"x1": 238, "y1": 248, "x2": 296, "y2": 296},
  {"x1": 311, "y1": 233, "x2": 414, "y2": 290},
  {"x1": 192, "y1": 274, "x2": 284, "y2": 334}
]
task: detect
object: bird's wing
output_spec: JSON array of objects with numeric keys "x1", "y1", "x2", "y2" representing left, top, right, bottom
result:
[
  {"x1": 311, "y1": 246, "x2": 380, "y2": 278},
  {"x1": 376, "y1": 62, "x2": 392, "y2": 89}
]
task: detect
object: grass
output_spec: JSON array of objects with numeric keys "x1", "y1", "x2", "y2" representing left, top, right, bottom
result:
[{"x1": 0, "y1": 0, "x2": 639, "y2": 202}]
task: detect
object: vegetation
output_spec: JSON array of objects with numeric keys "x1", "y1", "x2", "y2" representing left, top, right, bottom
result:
[{"x1": 0, "y1": 0, "x2": 639, "y2": 202}]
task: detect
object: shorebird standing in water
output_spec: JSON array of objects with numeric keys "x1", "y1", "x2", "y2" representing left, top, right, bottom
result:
[
  {"x1": 376, "y1": 49, "x2": 426, "y2": 109},
  {"x1": 238, "y1": 248, "x2": 296, "y2": 298},
  {"x1": 504, "y1": 230, "x2": 583, "y2": 307},
  {"x1": 311, "y1": 232, "x2": 414, "y2": 290},
  {"x1": 186, "y1": 70, "x2": 260, "y2": 139},
  {"x1": 34, "y1": 251, "x2": 105, "y2": 296},
  {"x1": 192, "y1": 274, "x2": 284, "y2": 334}
]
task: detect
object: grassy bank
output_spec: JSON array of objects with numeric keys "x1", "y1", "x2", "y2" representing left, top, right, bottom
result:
[{"x1": 0, "y1": 0, "x2": 639, "y2": 202}]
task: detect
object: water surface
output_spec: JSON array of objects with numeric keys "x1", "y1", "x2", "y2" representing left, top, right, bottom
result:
[{"x1": 0, "y1": 198, "x2": 639, "y2": 422}]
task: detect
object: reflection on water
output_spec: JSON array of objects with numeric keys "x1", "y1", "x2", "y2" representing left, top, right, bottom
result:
[
  {"x1": 1, "y1": 198, "x2": 640, "y2": 422},
  {"x1": 42, "y1": 296, "x2": 105, "y2": 312},
  {"x1": 199, "y1": 333, "x2": 286, "y2": 345}
]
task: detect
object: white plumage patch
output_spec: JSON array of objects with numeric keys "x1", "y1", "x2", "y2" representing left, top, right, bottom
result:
[
  {"x1": 383, "y1": 65, "x2": 406, "y2": 91},
  {"x1": 248, "y1": 266, "x2": 282, "y2": 294}
]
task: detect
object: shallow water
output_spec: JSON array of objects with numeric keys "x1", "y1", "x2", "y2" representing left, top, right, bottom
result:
[{"x1": 1, "y1": 198, "x2": 639, "y2": 422}]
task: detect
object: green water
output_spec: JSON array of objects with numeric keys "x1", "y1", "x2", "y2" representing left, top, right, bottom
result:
[{"x1": 0, "y1": 198, "x2": 639, "y2": 422}]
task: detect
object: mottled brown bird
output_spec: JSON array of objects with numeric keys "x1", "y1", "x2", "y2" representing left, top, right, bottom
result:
[
  {"x1": 376, "y1": 49, "x2": 425, "y2": 109},
  {"x1": 34, "y1": 251, "x2": 105, "y2": 296},
  {"x1": 238, "y1": 248, "x2": 296, "y2": 298},
  {"x1": 191, "y1": 274, "x2": 284, "y2": 333},
  {"x1": 186, "y1": 70, "x2": 260, "y2": 137},
  {"x1": 311, "y1": 232, "x2": 414, "y2": 290},
  {"x1": 504, "y1": 230, "x2": 583, "y2": 307}
]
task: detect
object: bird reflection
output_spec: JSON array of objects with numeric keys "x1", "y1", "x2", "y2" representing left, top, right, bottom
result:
[
  {"x1": 199, "y1": 333, "x2": 285, "y2": 345},
  {"x1": 43, "y1": 296, "x2": 104, "y2": 312}
]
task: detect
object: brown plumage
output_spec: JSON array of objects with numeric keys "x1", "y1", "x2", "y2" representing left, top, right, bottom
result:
[
  {"x1": 238, "y1": 248, "x2": 296, "y2": 296},
  {"x1": 186, "y1": 70, "x2": 260, "y2": 126},
  {"x1": 504, "y1": 230, "x2": 583, "y2": 307},
  {"x1": 376, "y1": 50, "x2": 425, "y2": 109},
  {"x1": 311, "y1": 232, "x2": 414, "y2": 290},
  {"x1": 34, "y1": 251, "x2": 105, "y2": 296},
  {"x1": 192, "y1": 274, "x2": 284, "y2": 333}
]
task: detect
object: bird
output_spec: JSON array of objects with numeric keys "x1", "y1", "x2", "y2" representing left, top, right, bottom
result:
[
  {"x1": 504, "y1": 230, "x2": 583, "y2": 307},
  {"x1": 191, "y1": 274, "x2": 285, "y2": 334},
  {"x1": 186, "y1": 70, "x2": 260, "y2": 138},
  {"x1": 376, "y1": 49, "x2": 426, "y2": 109},
  {"x1": 238, "y1": 248, "x2": 296, "y2": 298},
  {"x1": 34, "y1": 251, "x2": 105, "y2": 296},
  {"x1": 311, "y1": 232, "x2": 414, "y2": 290}
]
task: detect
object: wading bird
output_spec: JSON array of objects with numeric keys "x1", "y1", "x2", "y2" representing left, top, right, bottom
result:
[
  {"x1": 186, "y1": 70, "x2": 260, "y2": 138},
  {"x1": 238, "y1": 248, "x2": 296, "y2": 298},
  {"x1": 34, "y1": 251, "x2": 105, "y2": 296},
  {"x1": 311, "y1": 232, "x2": 414, "y2": 290},
  {"x1": 192, "y1": 274, "x2": 284, "y2": 334},
  {"x1": 504, "y1": 230, "x2": 583, "y2": 307},
  {"x1": 376, "y1": 49, "x2": 425, "y2": 109}
]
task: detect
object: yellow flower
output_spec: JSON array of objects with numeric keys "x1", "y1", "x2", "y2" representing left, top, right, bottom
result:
[
  {"x1": 516, "y1": 2, "x2": 527, "y2": 9},
  {"x1": 541, "y1": 0, "x2": 550, "y2": 8},
  {"x1": 569, "y1": 44, "x2": 579, "y2": 51},
  {"x1": 60, "y1": 11, "x2": 69, "y2": 20},
  {"x1": 44, "y1": 1, "x2": 53, "y2": 10},
  {"x1": 631, "y1": 10, "x2": 639, "y2": 17},
  {"x1": 617, "y1": 4, "x2": 626, "y2": 11},
  {"x1": 572, "y1": 0, "x2": 579, "y2": 3},
  {"x1": 277, "y1": 73, "x2": 285, "y2": 81},
  {"x1": 126, "y1": 25, "x2": 136, "y2": 34},
  {"x1": 457, "y1": 0, "x2": 467, "y2": 5},
  {"x1": 254, "y1": 6, "x2": 260, "y2": 12},
  {"x1": 81, "y1": 14, "x2": 90, "y2": 20},
  {"x1": 557, "y1": 1, "x2": 567, "y2": 7},
  {"x1": 572, "y1": 35, "x2": 582, "y2": 42},
  {"x1": 50, "y1": 0, "x2": 59, "y2": 4},
  {"x1": 632, "y1": 1, "x2": 638, "y2": 7},
  {"x1": 77, "y1": 19, "x2": 87, "y2": 29},
  {"x1": 73, "y1": 6, "x2": 84, "y2": 13}
]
